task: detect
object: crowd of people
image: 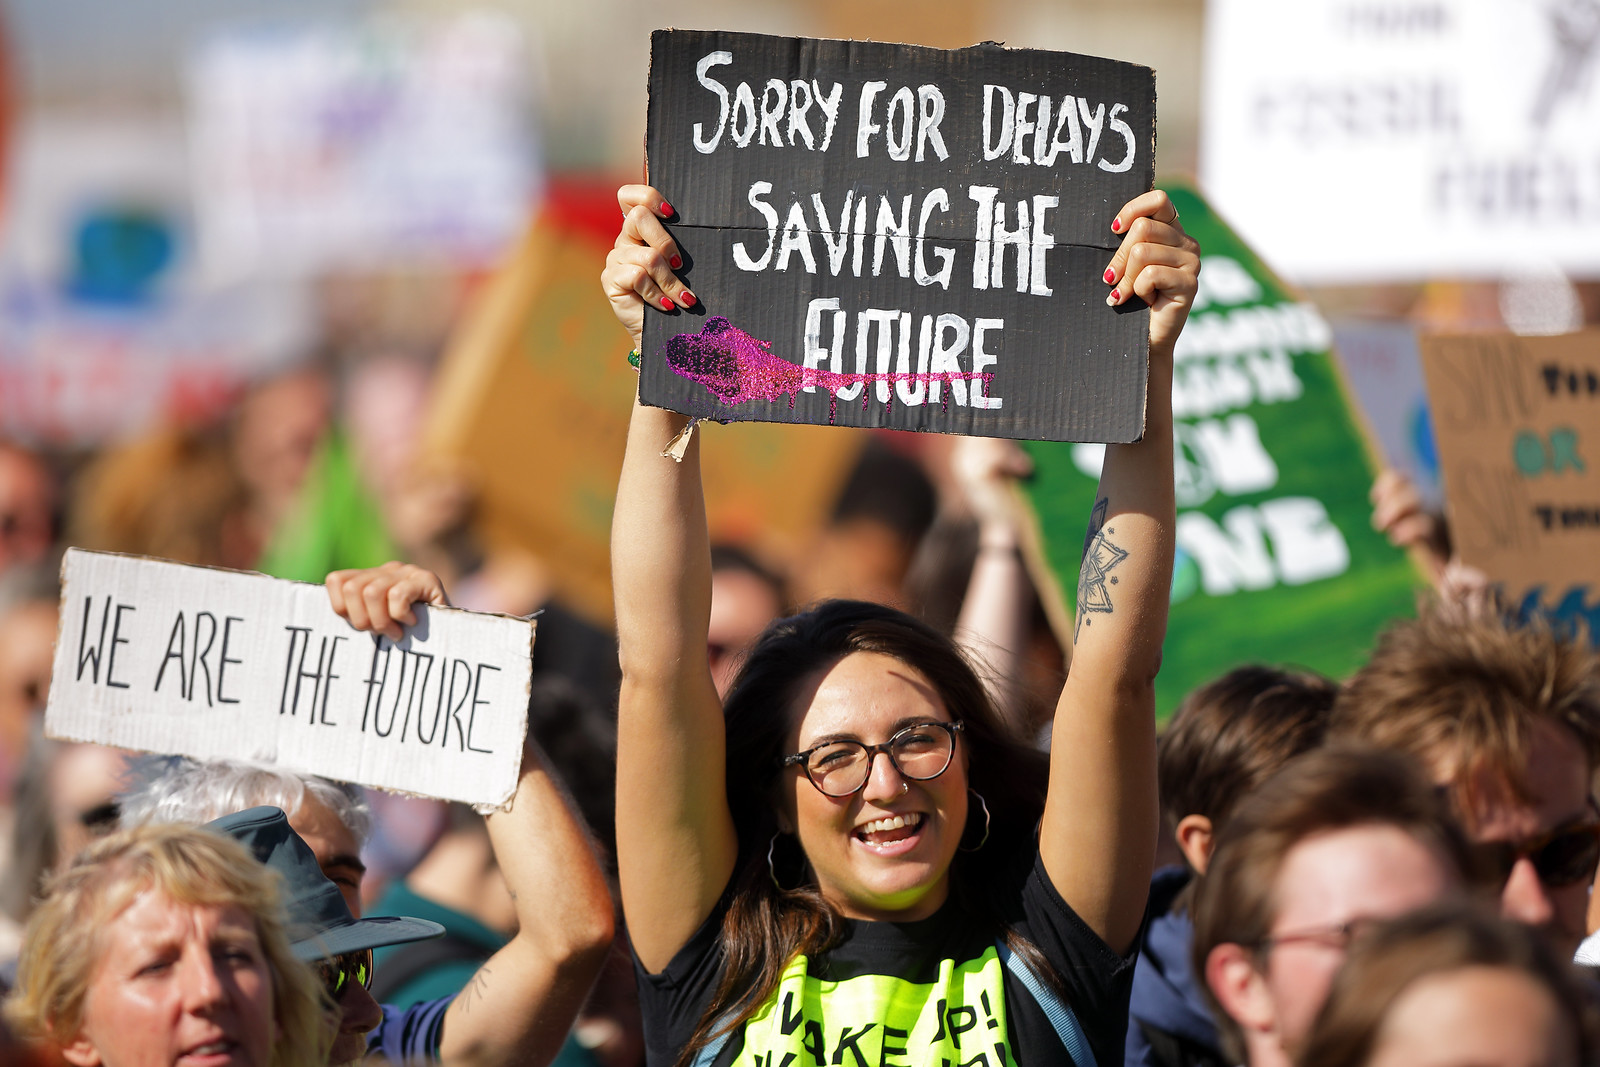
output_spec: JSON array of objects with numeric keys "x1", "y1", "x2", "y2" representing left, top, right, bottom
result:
[{"x1": 0, "y1": 170, "x2": 1594, "y2": 1067}]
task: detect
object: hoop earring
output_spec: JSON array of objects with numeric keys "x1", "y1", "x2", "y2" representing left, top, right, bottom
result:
[{"x1": 960, "y1": 789, "x2": 991, "y2": 852}]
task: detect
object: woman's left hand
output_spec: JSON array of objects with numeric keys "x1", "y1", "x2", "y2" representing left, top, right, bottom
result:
[{"x1": 1103, "y1": 190, "x2": 1201, "y2": 353}]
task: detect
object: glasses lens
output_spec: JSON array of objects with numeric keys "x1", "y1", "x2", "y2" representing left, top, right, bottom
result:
[
  {"x1": 808, "y1": 742, "x2": 869, "y2": 796},
  {"x1": 1534, "y1": 827, "x2": 1600, "y2": 887},
  {"x1": 318, "y1": 950, "x2": 374, "y2": 998},
  {"x1": 891, "y1": 725, "x2": 955, "y2": 780}
]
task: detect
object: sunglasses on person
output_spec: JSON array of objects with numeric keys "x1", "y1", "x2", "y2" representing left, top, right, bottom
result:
[
  {"x1": 1469, "y1": 812, "x2": 1600, "y2": 889},
  {"x1": 780, "y1": 721, "x2": 964, "y2": 798},
  {"x1": 315, "y1": 949, "x2": 373, "y2": 999}
]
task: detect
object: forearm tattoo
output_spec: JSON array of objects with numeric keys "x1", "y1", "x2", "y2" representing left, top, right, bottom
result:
[
  {"x1": 457, "y1": 964, "x2": 492, "y2": 1013},
  {"x1": 1075, "y1": 497, "x2": 1128, "y2": 644}
]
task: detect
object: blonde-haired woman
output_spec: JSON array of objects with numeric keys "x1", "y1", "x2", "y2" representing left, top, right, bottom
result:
[{"x1": 5, "y1": 823, "x2": 327, "y2": 1067}]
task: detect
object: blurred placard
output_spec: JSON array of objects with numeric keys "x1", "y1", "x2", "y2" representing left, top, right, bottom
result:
[
  {"x1": 1020, "y1": 182, "x2": 1420, "y2": 718},
  {"x1": 47, "y1": 550, "x2": 532, "y2": 807},
  {"x1": 1333, "y1": 322, "x2": 1442, "y2": 510},
  {"x1": 1419, "y1": 331, "x2": 1600, "y2": 638},
  {"x1": 424, "y1": 186, "x2": 864, "y2": 625},
  {"x1": 1203, "y1": 1, "x2": 1600, "y2": 282},
  {"x1": 188, "y1": 11, "x2": 539, "y2": 276}
]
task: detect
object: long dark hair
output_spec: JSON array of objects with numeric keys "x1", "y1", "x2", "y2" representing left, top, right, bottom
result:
[{"x1": 678, "y1": 600, "x2": 1055, "y2": 1065}]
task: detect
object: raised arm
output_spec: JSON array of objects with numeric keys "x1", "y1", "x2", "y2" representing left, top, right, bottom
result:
[
  {"x1": 327, "y1": 564, "x2": 616, "y2": 1067},
  {"x1": 951, "y1": 437, "x2": 1036, "y2": 735},
  {"x1": 1039, "y1": 190, "x2": 1196, "y2": 954},
  {"x1": 601, "y1": 185, "x2": 739, "y2": 972}
]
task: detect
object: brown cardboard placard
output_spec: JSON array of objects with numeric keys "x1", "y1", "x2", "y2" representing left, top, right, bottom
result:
[
  {"x1": 46, "y1": 549, "x2": 532, "y2": 807},
  {"x1": 639, "y1": 29, "x2": 1155, "y2": 443},
  {"x1": 1419, "y1": 330, "x2": 1600, "y2": 625}
]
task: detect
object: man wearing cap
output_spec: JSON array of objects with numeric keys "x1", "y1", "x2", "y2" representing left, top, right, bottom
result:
[{"x1": 210, "y1": 805, "x2": 446, "y2": 1064}]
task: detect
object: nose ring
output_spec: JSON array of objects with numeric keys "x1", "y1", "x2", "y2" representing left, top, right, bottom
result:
[{"x1": 898, "y1": 780, "x2": 909, "y2": 797}]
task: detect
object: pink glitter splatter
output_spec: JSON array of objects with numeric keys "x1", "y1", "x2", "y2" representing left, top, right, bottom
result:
[{"x1": 661, "y1": 317, "x2": 993, "y2": 422}]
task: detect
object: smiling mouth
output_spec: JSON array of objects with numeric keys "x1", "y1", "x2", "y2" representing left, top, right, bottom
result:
[
  {"x1": 856, "y1": 812, "x2": 924, "y2": 846},
  {"x1": 180, "y1": 1038, "x2": 239, "y2": 1062}
]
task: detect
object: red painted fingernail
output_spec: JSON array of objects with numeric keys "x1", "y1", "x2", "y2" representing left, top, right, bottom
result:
[
  {"x1": 670, "y1": 254, "x2": 682, "y2": 269},
  {"x1": 680, "y1": 290, "x2": 697, "y2": 307},
  {"x1": 1110, "y1": 289, "x2": 1121, "y2": 301},
  {"x1": 660, "y1": 201, "x2": 675, "y2": 217},
  {"x1": 1104, "y1": 268, "x2": 1116, "y2": 284},
  {"x1": 661, "y1": 297, "x2": 675, "y2": 311},
  {"x1": 1111, "y1": 218, "x2": 1122, "y2": 233}
]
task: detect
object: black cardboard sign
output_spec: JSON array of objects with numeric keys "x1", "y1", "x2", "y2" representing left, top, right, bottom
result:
[{"x1": 640, "y1": 29, "x2": 1156, "y2": 443}]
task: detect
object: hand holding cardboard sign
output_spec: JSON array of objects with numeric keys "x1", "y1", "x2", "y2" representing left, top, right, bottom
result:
[
  {"x1": 1104, "y1": 189, "x2": 1200, "y2": 354},
  {"x1": 326, "y1": 560, "x2": 451, "y2": 643},
  {"x1": 603, "y1": 184, "x2": 693, "y2": 352}
]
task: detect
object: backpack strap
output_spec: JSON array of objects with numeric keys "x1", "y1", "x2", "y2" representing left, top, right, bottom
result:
[
  {"x1": 688, "y1": 1018, "x2": 738, "y2": 1067},
  {"x1": 995, "y1": 938, "x2": 1098, "y2": 1067}
]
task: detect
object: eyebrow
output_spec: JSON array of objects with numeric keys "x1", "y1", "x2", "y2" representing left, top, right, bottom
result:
[
  {"x1": 803, "y1": 717, "x2": 949, "y2": 748},
  {"x1": 322, "y1": 854, "x2": 368, "y2": 876}
]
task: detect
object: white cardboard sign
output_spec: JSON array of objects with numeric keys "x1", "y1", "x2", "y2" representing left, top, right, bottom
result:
[
  {"x1": 1202, "y1": 0, "x2": 1600, "y2": 283},
  {"x1": 46, "y1": 550, "x2": 532, "y2": 807}
]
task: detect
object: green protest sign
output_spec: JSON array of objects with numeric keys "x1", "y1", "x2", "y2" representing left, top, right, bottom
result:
[{"x1": 1020, "y1": 181, "x2": 1421, "y2": 719}]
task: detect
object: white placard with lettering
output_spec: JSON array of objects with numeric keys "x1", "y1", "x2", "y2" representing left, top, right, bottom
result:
[
  {"x1": 46, "y1": 550, "x2": 531, "y2": 807},
  {"x1": 1202, "y1": 0, "x2": 1600, "y2": 283}
]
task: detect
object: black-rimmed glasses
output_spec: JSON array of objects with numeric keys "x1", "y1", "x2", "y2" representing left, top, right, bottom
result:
[
  {"x1": 315, "y1": 949, "x2": 373, "y2": 1000},
  {"x1": 781, "y1": 721, "x2": 964, "y2": 797}
]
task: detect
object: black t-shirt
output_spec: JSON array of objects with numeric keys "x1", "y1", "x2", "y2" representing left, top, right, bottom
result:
[{"x1": 634, "y1": 848, "x2": 1137, "y2": 1067}]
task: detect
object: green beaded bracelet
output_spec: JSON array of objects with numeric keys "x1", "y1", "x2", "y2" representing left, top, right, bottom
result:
[{"x1": 627, "y1": 349, "x2": 641, "y2": 370}]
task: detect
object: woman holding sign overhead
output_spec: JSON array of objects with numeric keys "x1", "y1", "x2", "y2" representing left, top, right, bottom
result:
[{"x1": 600, "y1": 180, "x2": 1197, "y2": 1067}]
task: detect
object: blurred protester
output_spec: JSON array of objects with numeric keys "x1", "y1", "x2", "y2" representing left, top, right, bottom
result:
[
  {"x1": 1298, "y1": 905, "x2": 1596, "y2": 1067},
  {"x1": 235, "y1": 366, "x2": 339, "y2": 571},
  {"x1": 0, "y1": 564, "x2": 59, "y2": 803},
  {"x1": 0, "y1": 735, "x2": 129, "y2": 973},
  {"x1": 1128, "y1": 666, "x2": 1335, "y2": 1067},
  {"x1": 68, "y1": 423, "x2": 256, "y2": 569},
  {"x1": 1193, "y1": 747, "x2": 1471, "y2": 1067},
  {"x1": 1369, "y1": 469, "x2": 1451, "y2": 584},
  {"x1": 4, "y1": 823, "x2": 328, "y2": 1067},
  {"x1": 706, "y1": 544, "x2": 786, "y2": 700},
  {"x1": 1330, "y1": 607, "x2": 1600, "y2": 959},
  {"x1": 0, "y1": 443, "x2": 57, "y2": 578},
  {"x1": 120, "y1": 758, "x2": 371, "y2": 917},
  {"x1": 789, "y1": 439, "x2": 937, "y2": 610}
]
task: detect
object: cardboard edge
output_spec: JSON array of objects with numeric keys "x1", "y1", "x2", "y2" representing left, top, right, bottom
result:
[
  {"x1": 57, "y1": 547, "x2": 539, "y2": 626},
  {"x1": 423, "y1": 218, "x2": 559, "y2": 467}
]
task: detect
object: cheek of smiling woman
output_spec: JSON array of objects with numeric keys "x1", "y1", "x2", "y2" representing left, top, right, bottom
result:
[{"x1": 4, "y1": 824, "x2": 329, "y2": 1067}]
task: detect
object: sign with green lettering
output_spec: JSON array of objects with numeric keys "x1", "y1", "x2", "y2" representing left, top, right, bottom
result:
[{"x1": 1020, "y1": 182, "x2": 1421, "y2": 719}]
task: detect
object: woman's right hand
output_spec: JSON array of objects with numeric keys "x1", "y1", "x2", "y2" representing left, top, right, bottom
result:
[
  {"x1": 326, "y1": 561, "x2": 450, "y2": 642},
  {"x1": 601, "y1": 184, "x2": 698, "y2": 352}
]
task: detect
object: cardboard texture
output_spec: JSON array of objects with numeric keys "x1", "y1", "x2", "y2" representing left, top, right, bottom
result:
[
  {"x1": 640, "y1": 29, "x2": 1154, "y2": 443},
  {"x1": 423, "y1": 193, "x2": 865, "y2": 625},
  {"x1": 46, "y1": 549, "x2": 532, "y2": 807},
  {"x1": 1419, "y1": 331, "x2": 1600, "y2": 640},
  {"x1": 1020, "y1": 181, "x2": 1421, "y2": 719}
]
